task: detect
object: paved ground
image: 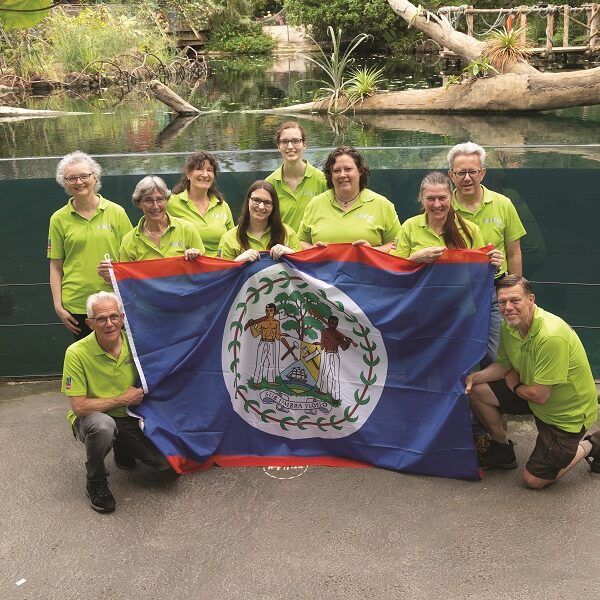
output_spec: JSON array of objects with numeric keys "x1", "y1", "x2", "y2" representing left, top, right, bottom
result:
[{"x1": 1, "y1": 381, "x2": 599, "y2": 600}]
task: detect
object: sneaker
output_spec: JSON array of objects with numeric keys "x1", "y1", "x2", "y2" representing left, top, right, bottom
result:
[
  {"x1": 477, "y1": 439, "x2": 518, "y2": 470},
  {"x1": 474, "y1": 433, "x2": 491, "y2": 454},
  {"x1": 113, "y1": 445, "x2": 136, "y2": 470},
  {"x1": 86, "y1": 479, "x2": 116, "y2": 513},
  {"x1": 584, "y1": 430, "x2": 600, "y2": 473}
]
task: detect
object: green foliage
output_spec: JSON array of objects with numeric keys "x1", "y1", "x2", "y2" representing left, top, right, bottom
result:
[
  {"x1": 297, "y1": 26, "x2": 372, "y2": 114},
  {"x1": 1, "y1": 4, "x2": 176, "y2": 79},
  {"x1": 0, "y1": 0, "x2": 52, "y2": 30},
  {"x1": 205, "y1": 20, "x2": 275, "y2": 54},
  {"x1": 345, "y1": 65, "x2": 386, "y2": 103},
  {"x1": 284, "y1": 0, "x2": 406, "y2": 50},
  {"x1": 445, "y1": 56, "x2": 499, "y2": 88}
]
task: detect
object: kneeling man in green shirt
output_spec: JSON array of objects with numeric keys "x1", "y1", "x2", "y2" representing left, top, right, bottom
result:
[
  {"x1": 466, "y1": 275, "x2": 599, "y2": 489},
  {"x1": 62, "y1": 291, "x2": 172, "y2": 513}
]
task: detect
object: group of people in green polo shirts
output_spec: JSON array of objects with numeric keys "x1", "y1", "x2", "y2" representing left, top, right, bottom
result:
[{"x1": 50, "y1": 131, "x2": 600, "y2": 513}]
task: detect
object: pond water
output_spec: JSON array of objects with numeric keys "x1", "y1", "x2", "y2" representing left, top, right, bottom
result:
[
  {"x1": 1, "y1": 55, "x2": 599, "y2": 377},
  {"x1": 2, "y1": 55, "x2": 600, "y2": 157}
]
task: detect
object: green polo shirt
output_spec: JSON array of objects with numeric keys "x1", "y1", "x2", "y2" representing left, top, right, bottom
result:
[
  {"x1": 62, "y1": 330, "x2": 138, "y2": 426},
  {"x1": 266, "y1": 161, "x2": 328, "y2": 232},
  {"x1": 497, "y1": 306, "x2": 597, "y2": 433},
  {"x1": 167, "y1": 191, "x2": 234, "y2": 257},
  {"x1": 48, "y1": 195, "x2": 132, "y2": 313},
  {"x1": 298, "y1": 189, "x2": 401, "y2": 247},
  {"x1": 119, "y1": 215, "x2": 204, "y2": 261},
  {"x1": 218, "y1": 224, "x2": 300, "y2": 261},
  {"x1": 390, "y1": 213, "x2": 483, "y2": 258},
  {"x1": 453, "y1": 185, "x2": 526, "y2": 275}
]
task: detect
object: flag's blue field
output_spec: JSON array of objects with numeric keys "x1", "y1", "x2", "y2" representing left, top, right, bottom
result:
[{"x1": 112, "y1": 244, "x2": 494, "y2": 480}]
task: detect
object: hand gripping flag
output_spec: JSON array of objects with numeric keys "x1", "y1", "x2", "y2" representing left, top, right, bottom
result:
[{"x1": 111, "y1": 244, "x2": 494, "y2": 479}]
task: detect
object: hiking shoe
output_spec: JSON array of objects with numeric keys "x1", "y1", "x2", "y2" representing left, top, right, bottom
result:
[
  {"x1": 86, "y1": 479, "x2": 116, "y2": 513},
  {"x1": 584, "y1": 430, "x2": 600, "y2": 473},
  {"x1": 113, "y1": 445, "x2": 136, "y2": 470},
  {"x1": 477, "y1": 439, "x2": 518, "y2": 470}
]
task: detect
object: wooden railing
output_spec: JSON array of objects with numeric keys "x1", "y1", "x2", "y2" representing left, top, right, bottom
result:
[{"x1": 437, "y1": 4, "x2": 599, "y2": 57}]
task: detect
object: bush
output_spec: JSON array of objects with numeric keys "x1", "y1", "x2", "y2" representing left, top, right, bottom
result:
[
  {"x1": 284, "y1": 0, "x2": 406, "y2": 50},
  {"x1": 205, "y1": 21, "x2": 275, "y2": 54}
]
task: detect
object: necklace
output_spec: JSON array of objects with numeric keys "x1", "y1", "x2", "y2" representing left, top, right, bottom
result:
[
  {"x1": 335, "y1": 192, "x2": 360, "y2": 208},
  {"x1": 143, "y1": 224, "x2": 166, "y2": 238}
]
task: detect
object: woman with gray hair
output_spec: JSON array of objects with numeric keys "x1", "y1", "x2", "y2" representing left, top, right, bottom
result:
[
  {"x1": 48, "y1": 150, "x2": 132, "y2": 340},
  {"x1": 98, "y1": 176, "x2": 204, "y2": 281}
]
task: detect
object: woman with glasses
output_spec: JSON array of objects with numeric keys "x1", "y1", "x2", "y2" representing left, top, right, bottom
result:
[
  {"x1": 168, "y1": 151, "x2": 234, "y2": 257},
  {"x1": 97, "y1": 176, "x2": 203, "y2": 282},
  {"x1": 390, "y1": 171, "x2": 503, "y2": 269},
  {"x1": 298, "y1": 146, "x2": 401, "y2": 251},
  {"x1": 49, "y1": 151, "x2": 132, "y2": 340},
  {"x1": 217, "y1": 180, "x2": 299, "y2": 262},
  {"x1": 265, "y1": 121, "x2": 327, "y2": 232}
]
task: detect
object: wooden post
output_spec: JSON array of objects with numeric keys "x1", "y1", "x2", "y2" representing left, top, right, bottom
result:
[
  {"x1": 545, "y1": 7, "x2": 555, "y2": 58},
  {"x1": 466, "y1": 6, "x2": 474, "y2": 37},
  {"x1": 588, "y1": 3, "x2": 599, "y2": 52},
  {"x1": 563, "y1": 5, "x2": 570, "y2": 48},
  {"x1": 520, "y1": 6, "x2": 528, "y2": 45}
]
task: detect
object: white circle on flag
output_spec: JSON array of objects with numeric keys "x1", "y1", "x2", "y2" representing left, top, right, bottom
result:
[{"x1": 222, "y1": 263, "x2": 387, "y2": 439}]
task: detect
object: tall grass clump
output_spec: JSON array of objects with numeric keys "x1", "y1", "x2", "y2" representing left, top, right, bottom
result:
[
  {"x1": 3, "y1": 5, "x2": 176, "y2": 80},
  {"x1": 297, "y1": 27, "x2": 373, "y2": 114}
]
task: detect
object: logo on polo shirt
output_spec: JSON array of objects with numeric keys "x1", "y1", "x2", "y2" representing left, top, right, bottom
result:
[
  {"x1": 170, "y1": 241, "x2": 184, "y2": 248},
  {"x1": 47, "y1": 237, "x2": 52, "y2": 252},
  {"x1": 355, "y1": 213, "x2": 375, "y2": 223},
  {"x1": 482, "y1": 217, "x2": 503, "y2": 227},
  {"x1": 96, "y1": 224, "x2": 113, "y2": 231},
  {"x1": 65, "y1": 376, "x2": 72, "y2": 390}
]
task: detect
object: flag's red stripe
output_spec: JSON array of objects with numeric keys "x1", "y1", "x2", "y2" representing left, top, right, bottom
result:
[
  {"x1": 113, "y1": 244, "x2": 492, "y2": 282},
  {"x1": 167, "y1": 454, "x2": 371, "y2": 474},
  {"x1": 113, "y1": 254, "x2": 243, "y2": 281},
  {"x1": 291, "y1": 243, "x2": 492, "y2": 271}
]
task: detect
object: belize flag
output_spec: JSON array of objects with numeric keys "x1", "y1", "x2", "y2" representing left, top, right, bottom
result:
[{"x1": 111, "y1": 244, "x2": 494, "y2": 480}]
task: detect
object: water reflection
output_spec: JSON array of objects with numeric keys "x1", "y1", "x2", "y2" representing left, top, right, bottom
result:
[{"x1": 2, "y1": 55, "x2": 599, "y2": 160}]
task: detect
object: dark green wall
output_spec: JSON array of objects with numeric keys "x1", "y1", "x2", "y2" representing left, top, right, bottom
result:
[{"x1": 1, "y1": 168, "x2": 599, "y2": 377}]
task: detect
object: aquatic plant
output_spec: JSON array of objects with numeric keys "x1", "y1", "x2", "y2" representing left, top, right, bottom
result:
[
  {"x1": 345, "y1": 65, "x2": 387, "y2": 105},
  {"x1": 296, "y1": 27, "x2": 372, "y2": 114},
  {"x1": 483, "y1": 26, "x2": 531, "y2": 73}
]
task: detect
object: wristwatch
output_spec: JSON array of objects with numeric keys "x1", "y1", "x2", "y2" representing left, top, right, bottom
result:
[{"x1": 513, "y1": 382, "x2": 524, "y2": 394}]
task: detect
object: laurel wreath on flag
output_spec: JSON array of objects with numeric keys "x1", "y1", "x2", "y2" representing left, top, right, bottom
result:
[{"x1": 227, "y1": 270, "x2": 380, "y2": 431}]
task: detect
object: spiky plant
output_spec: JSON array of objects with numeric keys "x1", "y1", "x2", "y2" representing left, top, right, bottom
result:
[
  {"x1": 345, "y1": 65, "x2": 386, "y2": 105},
  {"x1": 483, "y1": 26, "x2": 531, "y2": 73},
  {"x1": 296, "y1": 27, "x2": 371, "y2": 114}
]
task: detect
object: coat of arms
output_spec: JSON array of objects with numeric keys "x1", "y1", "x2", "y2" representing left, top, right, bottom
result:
[{"x1": 222, "y1": 264, "x2": 387, "y2": 439}]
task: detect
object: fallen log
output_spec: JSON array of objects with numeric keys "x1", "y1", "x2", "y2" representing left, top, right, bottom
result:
[
  {"x1": 264, "y1": 65, "x2": 600, "y2": 113},
  {"x1": 149, "y1": 80, "x2": 200, "y2": 115},
  {"x1": 0, "y1": 106, "x2": 90, "y2": 118}
]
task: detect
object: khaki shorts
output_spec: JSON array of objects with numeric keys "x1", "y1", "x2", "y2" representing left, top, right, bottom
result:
[{"x1": 488, "y1": 379, "x2": 586, "y2": 480}]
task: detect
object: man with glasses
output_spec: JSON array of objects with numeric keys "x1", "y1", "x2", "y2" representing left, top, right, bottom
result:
[
  {"x1": 448, "y1": 142, "x2": 526, "y2": 364},
  {"x1": 466, "y1": 276, "x2": 599, "y2": 489},
  {"x1": 62, "y1": 291, "x2": 172, "y2": 513}
]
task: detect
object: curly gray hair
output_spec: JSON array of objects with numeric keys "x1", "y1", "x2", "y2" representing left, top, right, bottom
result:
[{"x1": 55, "y1": 151, "x2": 102, "y2": 192}]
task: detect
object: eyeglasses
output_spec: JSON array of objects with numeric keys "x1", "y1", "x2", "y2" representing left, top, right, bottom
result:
[
  {"x1": 249, "y1": 196, "x2": 273, "y2": 208},
  {"x1": 65, "y1": 173, "x2": 93, "y2": 184},
  {"x1": 90, "y1": 313, "x2": 122, "y2": 325},
  {"x1": 451, "y1": 169, "x2": 482, "y2": 179},
  {"x1": 278, "y1": 138, "x2": 304, "y2": 147},
  {"x1": 140, "y1": 196, "x2": 168, "y2": 206}
]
